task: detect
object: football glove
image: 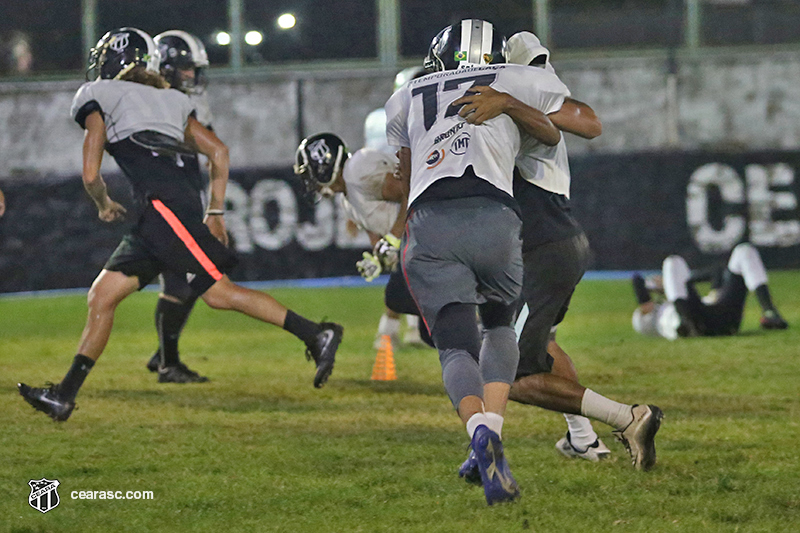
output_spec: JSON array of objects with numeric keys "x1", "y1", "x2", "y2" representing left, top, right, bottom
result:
[
  {"x1": 373, "y1": 233, "x2": 401, "y2": 272},
  {"x1": 356, "y1": 252, "x2": 382, "y2": 282}
]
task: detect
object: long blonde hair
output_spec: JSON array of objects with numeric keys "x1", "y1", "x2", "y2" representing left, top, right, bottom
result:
[{"x1": 119, "y1": 65, "x2": 170, "y2": 89}]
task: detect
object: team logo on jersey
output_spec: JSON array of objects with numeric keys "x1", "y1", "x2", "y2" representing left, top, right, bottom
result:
[
  {"x1": 450, "y1": 132, "x2": 470, "y2": 156},
  {"x1": 109, "y1": 33, "x2": 130, "y2": 53},
  {"x1": 307, "y1": 139, "x2": 330, "y2": 164},
  {"x1": 28, "y1": 478, "x2": 60, "y2": 514},
  {"x1": 426, "y1": 149, "x2": 445, "y2": 169},
  {"x1": 454, "y1": 51, "x2": 467, "y2": 61},
  {"x1": 483, "y1": 53, "x2": 494, "y2": 64}
]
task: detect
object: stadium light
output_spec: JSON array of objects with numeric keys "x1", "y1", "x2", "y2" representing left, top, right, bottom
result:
[
  {"x1": 245, "y1": 30, "x2": 263, "y2": 46},
  {"x1": 215, "y1": 31, "x2": 231, "y2": 46},
  {"x1": 277, "y1": 13, "x2": 296, "y2": 30}
]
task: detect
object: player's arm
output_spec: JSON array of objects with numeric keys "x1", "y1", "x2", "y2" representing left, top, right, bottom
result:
[
  {"x1": 381, "y1": 171, "x2": 408, "y2": 240},
  {"x1": 82, "y1": 111, "x2": 126, "y2": 222},
  {"x1": 548, "y1": 97, "x2": 602, "y2": 139},
  {"x1": 453, "y1": 86, "x2": 561, "y2": 146},
  {"x1": 0, "y1": 187, "x2": 5, "y2": 218},
  {"x1": 185, "y1": 116, "x2": 229, "y2": 246}
]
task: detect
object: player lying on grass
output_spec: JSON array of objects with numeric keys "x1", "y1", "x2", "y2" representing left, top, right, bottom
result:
[
  {"x1": 632, "y1": 242, "x2": 788, "y2": 339},
  {"x1": 18, "y1": 27, "x2": 343, "y2": 423},
  {"x1": 448, "y1": 31, "x2": 663, "y2": 473}
]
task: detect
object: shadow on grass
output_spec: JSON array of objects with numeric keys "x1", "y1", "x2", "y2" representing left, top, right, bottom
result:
[{"x1": 337, "y1": 378, "x2": 445, "y2": 397}]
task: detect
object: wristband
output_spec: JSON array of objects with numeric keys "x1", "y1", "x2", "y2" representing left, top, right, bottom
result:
[{"x1": 205, "y1": 209, "x2": 225, "y2": 216}]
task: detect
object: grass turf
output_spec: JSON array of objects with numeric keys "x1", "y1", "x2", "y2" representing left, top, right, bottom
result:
[{"x1": 1, "y1": 273, "x2": 799, "y2": 532}]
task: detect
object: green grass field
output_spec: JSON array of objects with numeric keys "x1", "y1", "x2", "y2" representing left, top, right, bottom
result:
[{"x1": 2, "y1": 273, "x2": 799, "y2": 532}]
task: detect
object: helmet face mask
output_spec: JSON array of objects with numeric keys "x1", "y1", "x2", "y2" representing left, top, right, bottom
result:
[
  {"x1": 88, "y1": 27, "x2": 160, "y2": 81},
  {"x1": 154, "y1": 30, "x2": 209, "y2": 93},
  {"x1": 293, "y1": 133, "x2": 349, "y2": 202},
  {"x1": 424, "y1": 19, "x2": 506, "y2": 73}
]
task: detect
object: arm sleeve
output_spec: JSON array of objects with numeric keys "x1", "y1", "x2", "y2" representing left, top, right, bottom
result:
[
  {"x1": 70, "y1": 83, "x2": 103, "y2": 129},
  {"x1": 385, "y1": 89, "x2": 411, "y2": 148}
]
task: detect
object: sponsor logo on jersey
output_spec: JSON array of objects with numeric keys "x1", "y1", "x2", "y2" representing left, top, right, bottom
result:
[
  {"x1": 110, "y1": 33, "x2": 130, "y2": 53},
  {"x1": 433, "y1": 121, "x2": 465, "y2": 145},
  {"x1": 426, "y1": 149, "x2": 445, "y2": 169},
  {"x1": 450, "y1": 132, "x2": 470, "y2": 156},
  {"x1": 28, "y1": 478, "x2": 60, "y2": 514},
  {"x1": 454, "y1": 51, "x2": 467, "y2": 61}
]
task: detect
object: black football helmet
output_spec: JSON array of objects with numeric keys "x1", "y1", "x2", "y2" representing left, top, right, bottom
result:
[
  {"x1": 154, "y1": 30, "x2": 209, "y2": 93},
  {"x1": 293, "y1": 133, "x2": 350, "y2": 200},
  {"x1": 87, "y1": 27, "x2": 160, "y2": 81},
  {"x1": 424, "y1": 19, "x2": 506, "y2": 73}
]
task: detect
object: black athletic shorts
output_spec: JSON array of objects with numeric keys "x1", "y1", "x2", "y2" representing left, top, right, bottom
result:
[
  {"x1": 105, "y1": 198, "x2": 237, "y2": 296},
  {"x1": 682, "y1": 270, "x2": 747, "y2": 336},
  {"x1": 516, "y1": 232, "x2": 591, "y2": 379}
]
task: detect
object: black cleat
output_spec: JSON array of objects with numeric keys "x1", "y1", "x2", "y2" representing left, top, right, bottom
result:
[
  {"x1": 305, "y1": 322, "x2": 344, "y2": 388},
  {"x1": 18, "y1": 383, "x2": 75, "y2": 422},
  {"x1": 760, "y1": 310, "x2": 788, "y2": 330},
  {"x1": 146, "y1": 353, "x2": 159, "y2": 373},
  {"x1": 157, "y1": 363, "x2": 209, "y2": 383}
]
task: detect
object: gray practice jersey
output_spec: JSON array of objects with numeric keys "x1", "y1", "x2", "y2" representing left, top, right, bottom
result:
[
  {"x1": 339, "y1": 148, "x2": 400, "y2": 236},
  {"x1": 70, "y1": 79, "x2": 195, "y2": 141}
]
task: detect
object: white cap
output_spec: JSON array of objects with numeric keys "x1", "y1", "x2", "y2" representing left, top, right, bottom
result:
[{"x1": 506, "y1": 31, "x2": 555, "y2": 74}]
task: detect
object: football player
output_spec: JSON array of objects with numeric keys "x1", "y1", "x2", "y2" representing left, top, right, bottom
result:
[
  {"x1": 142, "y1": 30, "x2": 215, "y2": 383},
  {"x1": 385, "y1": 19, "x2": 570, "y2": 505},
  {"x1": 632, "y1": 242, "x2": 788, "y2": 339},
  {"x1": 363, "y1": 66, "x2": 428, "y2": 349},
  {"x1": 293, "y1": 133, "x2": 433, "y2": 350},
  {"x1": 17, "y1": 27, "x2": 343, "y2": 422},
  {"x1": 451, "y1": 31, "x2": 663, "y2": 471}
]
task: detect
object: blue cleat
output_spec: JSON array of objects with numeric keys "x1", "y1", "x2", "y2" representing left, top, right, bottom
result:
[
  {"x1": 458, "y1": 448, "x2": 481, "y2": 486},
  {"x1": 471, "y1": 425, "x2": 520, "y2": 505}
]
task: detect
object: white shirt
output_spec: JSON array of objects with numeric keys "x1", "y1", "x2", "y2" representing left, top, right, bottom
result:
[
  {"x1": 385, "y1": 64, "x2": 569, "y2": 205},
  {"x1": 340, "y1": 148, "x2": 400, "y2": 236}
]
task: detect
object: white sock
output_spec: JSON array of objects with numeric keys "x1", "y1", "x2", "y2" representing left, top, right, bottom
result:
[
  {"x1": 466, "y1": 412, "x2": 489, "y2": 439},
  {"x1": 484, "y1": 412, "x2": 504, "y2": 439},
  {"x1": 406, "y1": 315, "x2": 419, "y2": 328},
  {"x1": 563, "y1": 414, "x2": 598, "y2": 449},
  {"x1": 377, "y1": 314, "x2": 400, "y2": 337},
  {"x1": 581, "y1": 389, "x2": 633, "y2": 430}
]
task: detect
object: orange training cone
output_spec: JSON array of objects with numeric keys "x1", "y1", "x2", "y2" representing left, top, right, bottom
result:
[{"x1": 371, "y1": 334, "x2": 397, "y2": 381}]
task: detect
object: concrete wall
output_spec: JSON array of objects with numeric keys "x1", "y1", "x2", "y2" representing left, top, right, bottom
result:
[{"x1": 1, "y1": 46, "x2": 799, "y2": 180}]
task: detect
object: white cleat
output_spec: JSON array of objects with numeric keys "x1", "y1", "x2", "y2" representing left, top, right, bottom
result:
[{"x1": 555, "y1": 432, "x2": 611, "y2": 462}]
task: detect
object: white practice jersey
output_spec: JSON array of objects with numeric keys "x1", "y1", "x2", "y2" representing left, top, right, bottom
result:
[
  {"x1": 340, "y1": 147, "x2": 401, "y2": 236},
  {"x1": 70, "y1": 79, "x2": 195, "y2": 142},
  {"x1": 517, "y1": 117, "x2": 572, "y2": 197},
  {"x1": 385, "y1": 64, "x2": 569, "y2": 205}
]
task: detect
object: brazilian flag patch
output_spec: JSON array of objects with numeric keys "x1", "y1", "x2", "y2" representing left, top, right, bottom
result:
[{"x1": 454, "y1": 51, "x2": 467, "y2": 61}]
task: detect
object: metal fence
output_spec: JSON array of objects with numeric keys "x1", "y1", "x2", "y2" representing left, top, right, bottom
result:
[{"x1": 0, "y1": 0, "x2": 799, "y2": 77}]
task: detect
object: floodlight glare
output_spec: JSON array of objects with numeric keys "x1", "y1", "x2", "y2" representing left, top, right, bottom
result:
[
  {"x1": 215, "y1": 32, "x2": 231, "y2": 46},
  {"x1": 277, "y1": 13, "x2": 296, "y2": 30},
  {"x1": 245, "y1": 30, "x2": 263, "y2": 46}
]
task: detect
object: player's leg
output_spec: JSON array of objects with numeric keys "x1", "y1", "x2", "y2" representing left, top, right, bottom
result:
[
  {"x1": 201, "y1": 276, "x2": 342, "y2": 388},
  {"x1": 373, "y1": 308, "x2": 401, "y2": 349},
  {"x1": 726, "y1": 242, "x2": 788, "y2": 329},
  {"x1": 18, "y1": 269, "x2": 141, "y2": 421},
  {"x1": 403, "y1": 199, "x2": 519, "y2": 503},
  {"x1": 148, "y1": 271, "x2": 207, "y2": 383},
  {"x1": 384, "y1": 267, "x2": 433, "y2": 347},
  {"x1": 663, "y1": 254, "x2": 706, "y2": 336}
]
